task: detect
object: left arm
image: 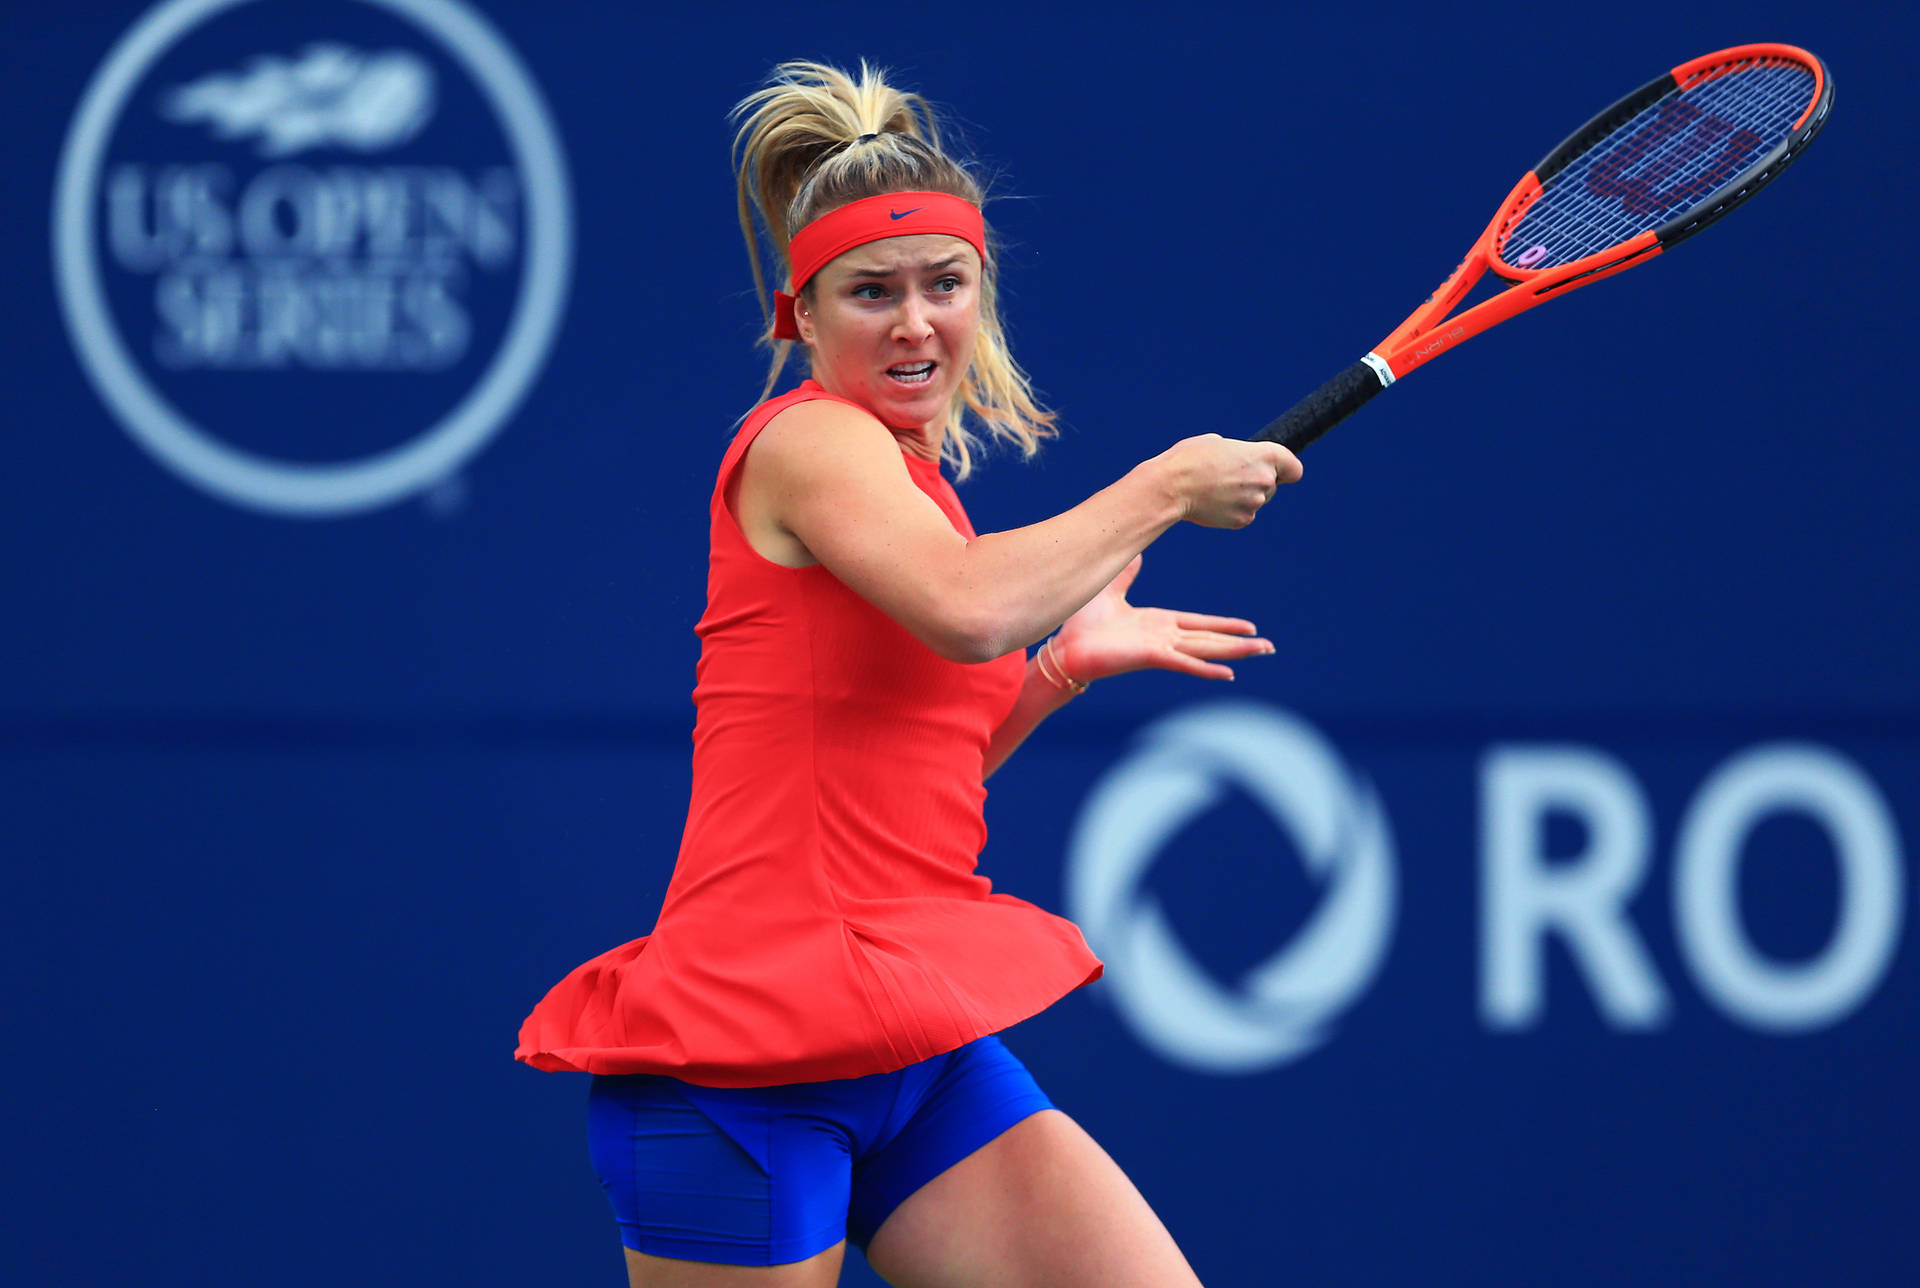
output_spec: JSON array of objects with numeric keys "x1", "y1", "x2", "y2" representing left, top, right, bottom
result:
[
  {"x1": 983, "y1": 555, "x2": 1274, "y2": 779},
  {"x1": 983, "y1": 655, "x2": 1080, "y2": 780}
]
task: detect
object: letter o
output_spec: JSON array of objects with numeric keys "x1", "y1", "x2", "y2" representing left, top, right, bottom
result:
[
  {"x1": 1673, "y1": 743, "x2": 1904, "y2": 1032},
  {"x1": 239, "y1": 166, "x2": 323, "y2": 257}
]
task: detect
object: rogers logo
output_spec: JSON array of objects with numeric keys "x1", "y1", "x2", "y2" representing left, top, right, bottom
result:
[
  {"x1": 1065, "y1": 703, "x2": 1397, "y2": 1074},
  {"x1": 53, "y1": 0, "x2": 573, "y2": 518},
  {"x1": 1064, "y1": 703, "x2": 1905, "y2": 1076}
]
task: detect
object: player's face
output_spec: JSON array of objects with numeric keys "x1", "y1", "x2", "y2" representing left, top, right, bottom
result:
[{"x1": 796, "y1": 235, "x2": 981, "y2": 442}]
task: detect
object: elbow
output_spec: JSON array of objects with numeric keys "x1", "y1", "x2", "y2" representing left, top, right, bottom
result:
[
  {"x1": 925, "y1": 606, "x2": 1020, "y2": 665},
  {"x1": 906, "y1": 565, "x2": 1024, "y2": 663},
  {"x1": 945, "y1": 635, "x2": 1015, "y2": 666}
]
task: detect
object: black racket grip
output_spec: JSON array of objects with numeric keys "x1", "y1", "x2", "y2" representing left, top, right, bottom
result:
[{"x1": 1254, "y1": 359, "x2": 1389, "y2": 452}]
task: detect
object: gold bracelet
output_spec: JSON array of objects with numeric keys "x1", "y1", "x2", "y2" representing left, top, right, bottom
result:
[{"x1": 1038, "y1": 635, "x2": 1089, "y2": 695}]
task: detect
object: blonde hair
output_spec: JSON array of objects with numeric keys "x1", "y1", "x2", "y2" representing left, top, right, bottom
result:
[{"x1": 731, "y1": 60, "x2": 1054, "y2": 477}]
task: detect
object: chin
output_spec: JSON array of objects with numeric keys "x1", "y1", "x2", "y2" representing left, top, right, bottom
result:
[{"x1": 873, "y1": 383, "x2": 951, "y2": 428}]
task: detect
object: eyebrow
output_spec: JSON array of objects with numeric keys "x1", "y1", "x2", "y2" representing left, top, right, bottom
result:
[{"x1": 842, "y1": 256, "x2": 967, "y2": 279}]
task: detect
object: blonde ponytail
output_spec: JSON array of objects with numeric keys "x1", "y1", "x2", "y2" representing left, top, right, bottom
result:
[{"x1": 731, "y1": 60, "x2": 1054, "y2": 477}]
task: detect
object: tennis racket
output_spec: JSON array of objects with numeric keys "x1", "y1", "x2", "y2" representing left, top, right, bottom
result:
[{"x1": 1256, "y1": 42, "x2": 1832, "y2": 453}]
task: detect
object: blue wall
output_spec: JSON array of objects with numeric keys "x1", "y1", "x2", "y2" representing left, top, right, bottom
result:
[{"x1": 6, "y1": 3, "x2": 1915, "y2": 1284}]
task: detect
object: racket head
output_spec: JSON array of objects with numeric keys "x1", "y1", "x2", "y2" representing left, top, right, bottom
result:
[{"x1": 1488, "y1": 44, "x2": 1831, "y2": 282}]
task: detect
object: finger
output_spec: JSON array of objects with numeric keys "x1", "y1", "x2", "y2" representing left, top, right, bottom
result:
[
  {"x1": 1171, "y1": 612, "x2": 1257, "y2": 635},
  {"x1": 1175, "y1": 633, "x2": 1274, "y2": 660},
  {"x1": 1107, "y1": 554, "x2": 1143, "y2": 598},
  {"x1": 1261, "y1": 442, "x2": 1303, "y2": 483},
  {"x1": 1158, "y1": 651, "x2": 1237, "y2": 681}
]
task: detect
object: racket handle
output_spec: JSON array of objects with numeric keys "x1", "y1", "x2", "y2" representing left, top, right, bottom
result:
[{"x1": 1254, "y1": 359, "x2": 1390, "y2": 452}]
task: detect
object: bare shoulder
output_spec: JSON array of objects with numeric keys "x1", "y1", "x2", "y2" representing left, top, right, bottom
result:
[
  {"x1": 749, "y1": 395, "x2": 906, "y2": 487},
  {"x1": 735, "y1": 395, "x2": 931, "y2": 568}
]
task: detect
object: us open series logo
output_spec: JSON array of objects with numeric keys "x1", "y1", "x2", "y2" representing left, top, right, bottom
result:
[{"x1": 53, "y1": 0, "x2": 573, "y2": 518}]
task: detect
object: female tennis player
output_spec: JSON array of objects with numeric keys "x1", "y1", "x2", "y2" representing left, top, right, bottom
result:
[{"x1": 516, "y1": 60, "x2": 1299, "y2": 1287}]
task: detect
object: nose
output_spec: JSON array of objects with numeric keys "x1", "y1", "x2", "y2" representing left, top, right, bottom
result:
[{"x1": 893, "y1": 296, "x2": 934, "y2": 345}]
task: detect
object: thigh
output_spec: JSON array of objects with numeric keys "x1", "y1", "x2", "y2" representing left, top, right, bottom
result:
[
  {"x1": 862, "y1": 1109, "x2": 1204, "y2": 1288},
  {"x1": 846, "y1": 1035, "x2": 1053, "y2": 1249}
]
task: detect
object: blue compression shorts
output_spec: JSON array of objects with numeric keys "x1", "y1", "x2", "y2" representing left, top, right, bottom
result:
[{"x1": 585, "y1": 1035, "x2": 1054, "y2": 1266}]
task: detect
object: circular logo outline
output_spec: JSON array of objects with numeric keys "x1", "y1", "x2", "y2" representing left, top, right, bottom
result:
[
  {"x1": 52, "y1": 0, "x2": 574, "y2": 517},
  {"x1": 1066, "y1": 701, "x2": 1397, "y2": 1074}
]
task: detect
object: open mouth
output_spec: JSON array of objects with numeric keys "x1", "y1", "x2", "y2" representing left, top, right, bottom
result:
[{"x1": 886, "y1": 361, "x2": 936, "y2": 387}]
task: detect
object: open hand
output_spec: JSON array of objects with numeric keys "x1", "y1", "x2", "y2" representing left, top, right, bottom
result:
[{"x1": 1050, "y1": 555, "x2": 1274, "y2": 683}]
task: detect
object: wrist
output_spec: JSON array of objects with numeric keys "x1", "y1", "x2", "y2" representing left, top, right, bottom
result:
[
  {"x1": 1126, "y1": 454, "x2": 1190, "y2": 526},
  {"x1": 1036, "y1": 634, "x2": 1090, "y2": 696}
]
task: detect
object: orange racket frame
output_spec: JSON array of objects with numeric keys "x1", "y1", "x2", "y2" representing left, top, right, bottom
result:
[{"x1": 1256, "y1": 43, "x2": 1831, "y2": 452}]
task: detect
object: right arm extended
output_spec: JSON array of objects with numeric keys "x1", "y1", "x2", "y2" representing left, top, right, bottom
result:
[{"x1": 736, "y1": 399, "x2": 1300, "y2": 663}]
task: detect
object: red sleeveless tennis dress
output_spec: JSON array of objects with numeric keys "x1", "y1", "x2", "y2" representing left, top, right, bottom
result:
[{"x1": 515, "y1": 381, "x2": 1102, "y2": 1087}]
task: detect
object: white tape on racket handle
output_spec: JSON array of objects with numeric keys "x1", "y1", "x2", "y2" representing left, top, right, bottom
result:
[{"x1": 1360, "y1": 352, "x2": 1397, "y2": 387}]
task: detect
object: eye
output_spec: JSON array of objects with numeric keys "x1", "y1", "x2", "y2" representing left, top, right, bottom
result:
[
  {"x1": 851, "y1": 283, "x2": 886, "y2": 301},
  {"x1": 933, "y1": 275, "x2": 962, "y2": 294}
]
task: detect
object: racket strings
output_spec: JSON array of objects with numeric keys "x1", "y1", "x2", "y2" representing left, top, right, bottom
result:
[{"x1": 1499, "y1": 62, "x2": 1814, "y2": 270}]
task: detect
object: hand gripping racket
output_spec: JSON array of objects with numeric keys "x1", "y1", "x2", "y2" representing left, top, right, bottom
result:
[{"x1": 1256, "y1": 43, "x2": 1832, "y2": 453}]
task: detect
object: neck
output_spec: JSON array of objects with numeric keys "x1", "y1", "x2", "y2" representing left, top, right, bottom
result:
[{"x1": 896, "y1": 426, "x2": 942, "y2": 463}]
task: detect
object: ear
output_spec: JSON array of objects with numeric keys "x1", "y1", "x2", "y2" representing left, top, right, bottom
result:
[{"x1": 794, "y1": 294, "x2": 815, "y2": 345}]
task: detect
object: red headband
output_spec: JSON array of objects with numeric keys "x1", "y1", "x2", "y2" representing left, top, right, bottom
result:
[{"x1": 772, "y1": 191, "x2": 985, "y2": 341}]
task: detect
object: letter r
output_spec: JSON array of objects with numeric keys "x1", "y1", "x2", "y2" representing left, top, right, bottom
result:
[{"x1": 1479, "y1": 746, "x2": 1671, "y2": 1029}]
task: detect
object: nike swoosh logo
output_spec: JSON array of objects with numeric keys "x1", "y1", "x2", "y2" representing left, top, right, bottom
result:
[{"x1": 889, "y1": 207, "x2": 923, "y2": 220}]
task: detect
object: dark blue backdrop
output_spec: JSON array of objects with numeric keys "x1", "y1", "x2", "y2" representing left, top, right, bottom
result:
[{"x1": 6, "y1": 3, "x2": 1915, "y2": 1285}]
